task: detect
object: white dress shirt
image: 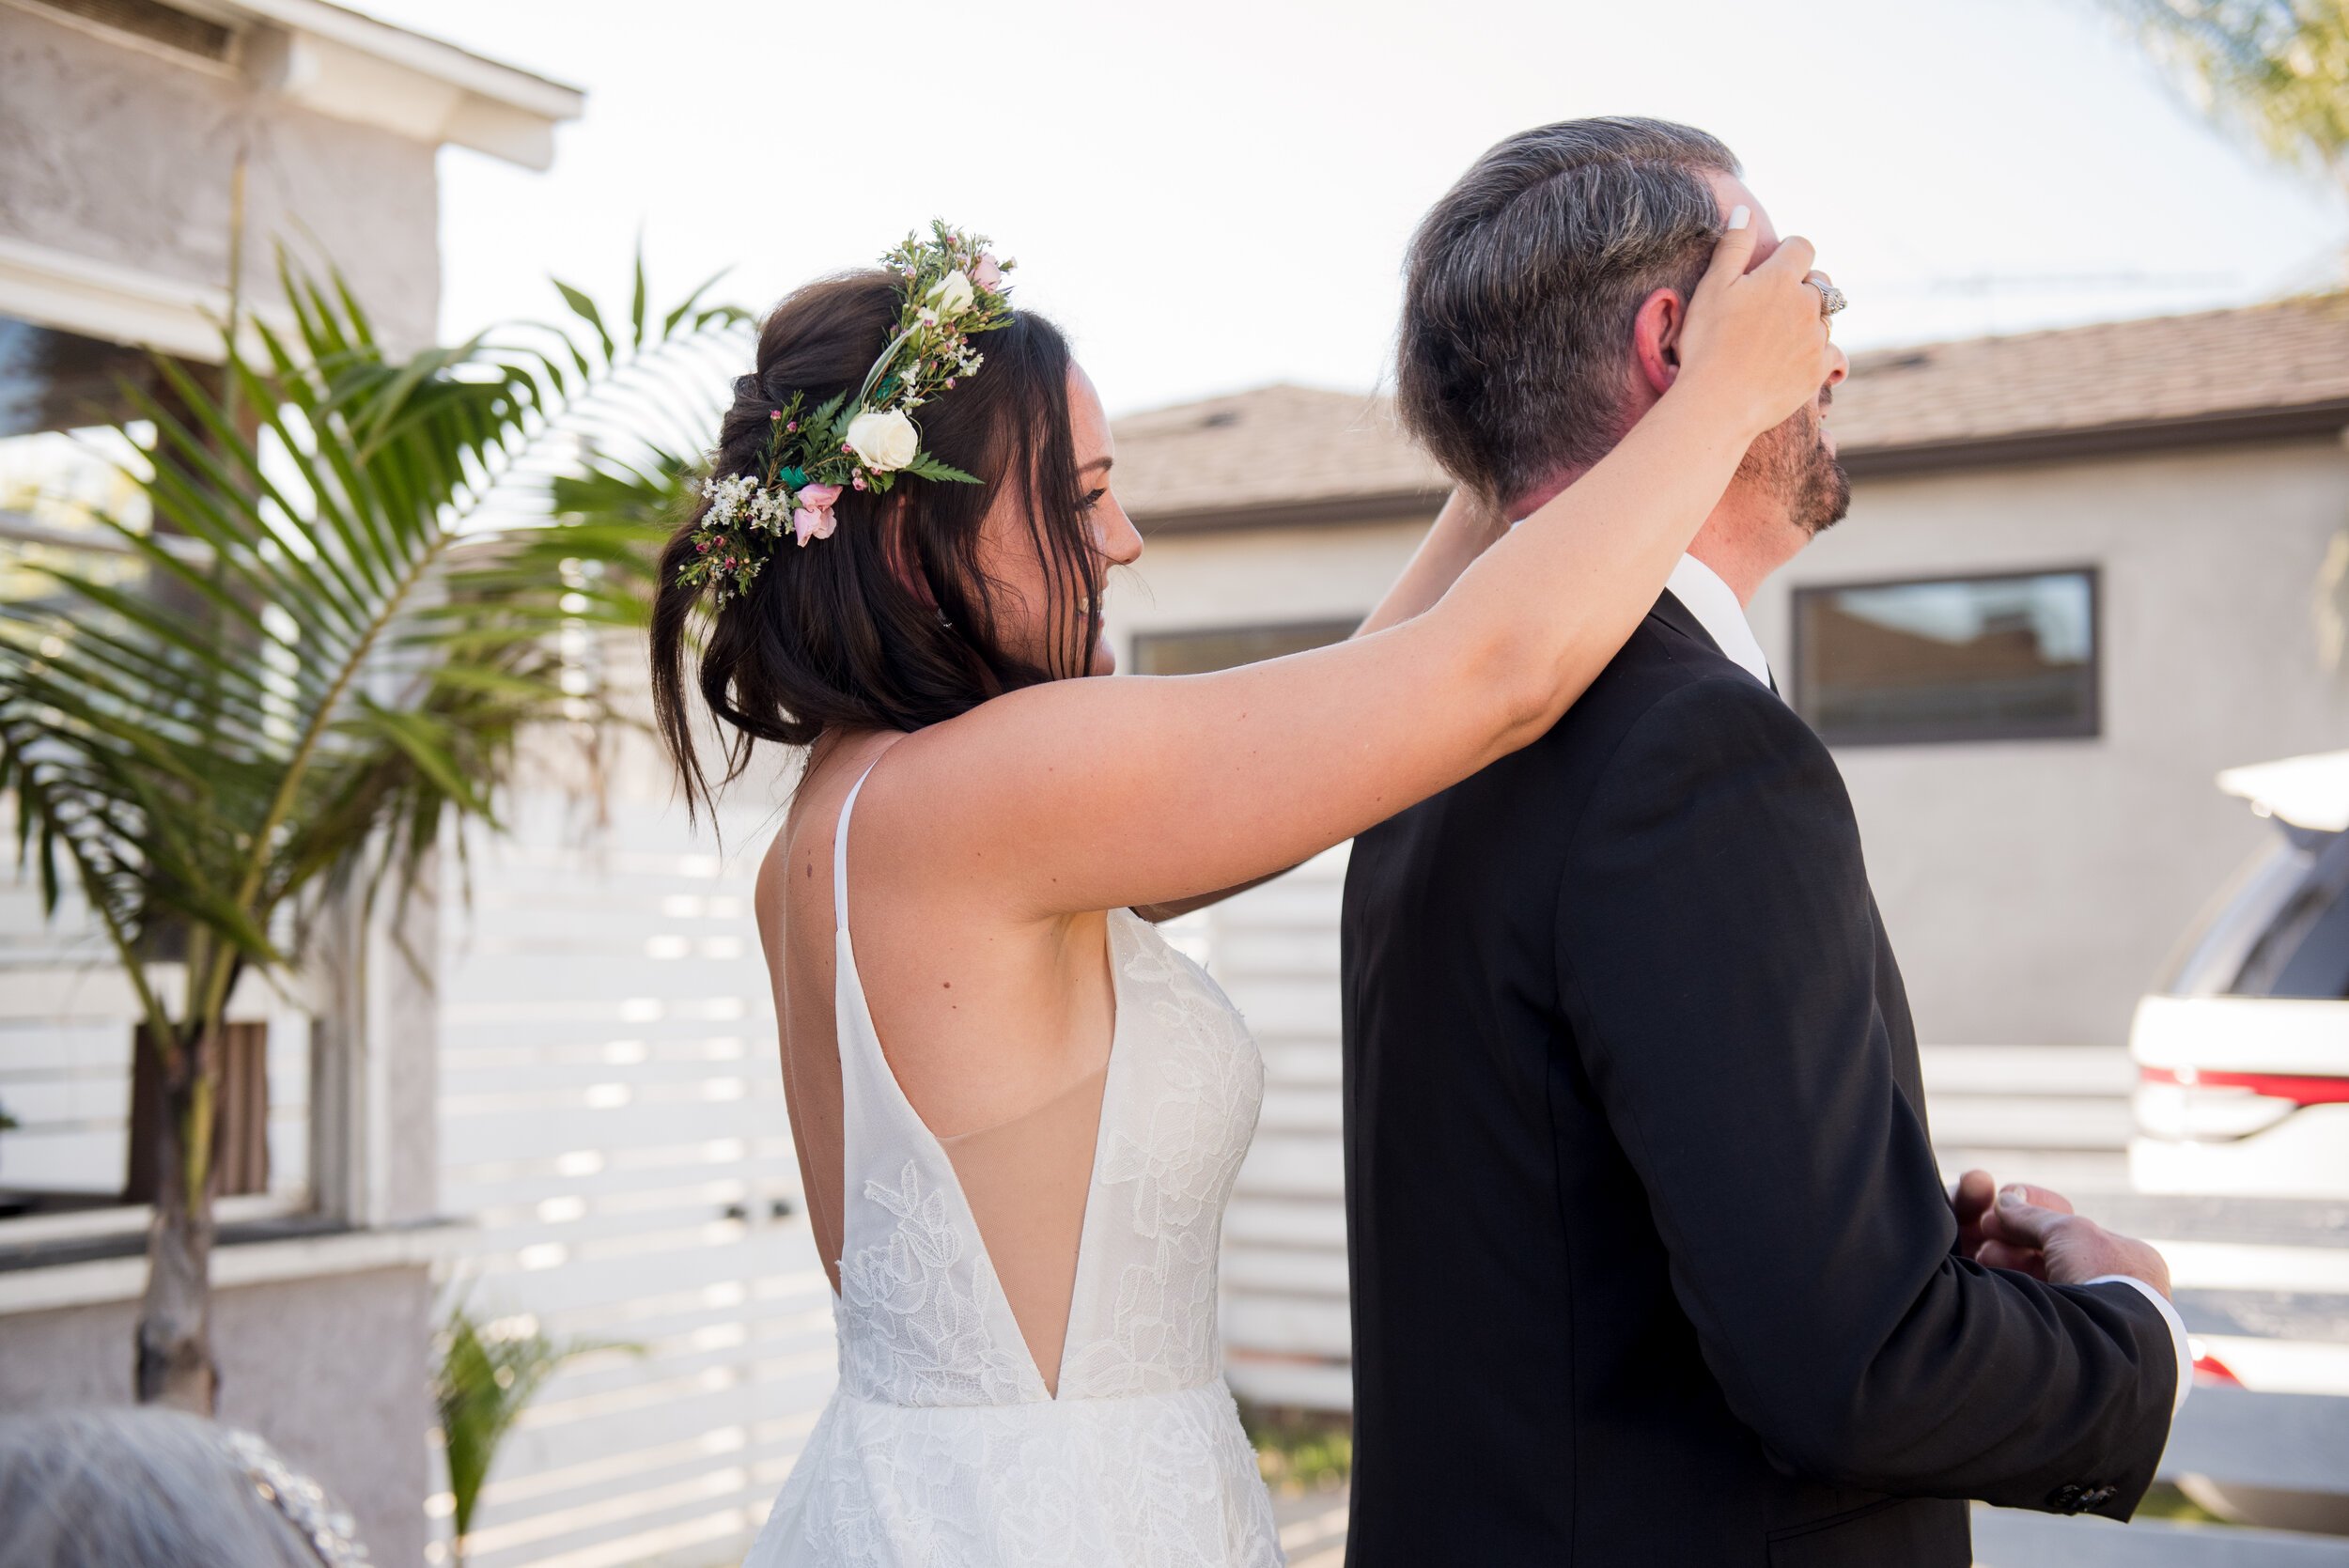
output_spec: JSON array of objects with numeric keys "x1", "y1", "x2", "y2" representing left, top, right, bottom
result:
[
  {"x1": 1663, "y1": 552, "x2": 1775, "y2": 691},
  {"x1": 2089, "y1": 1273, "x2": 2193, "y2": 1414},
  {"x1": 1548, "y1": 548, "x2": 2194, "y2": 1413}
]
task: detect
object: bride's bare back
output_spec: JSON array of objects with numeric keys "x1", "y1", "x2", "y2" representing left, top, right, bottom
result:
[{"x1": 754, "y1": 736, "x2": 1118, "y2": 1394}]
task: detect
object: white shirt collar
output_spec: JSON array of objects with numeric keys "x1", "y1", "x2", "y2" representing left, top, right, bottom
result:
[{"x1": 1664, "y1": 553, "x2": 1774, "y2": 691}]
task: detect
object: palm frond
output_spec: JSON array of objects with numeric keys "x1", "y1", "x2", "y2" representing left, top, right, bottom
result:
[
  {"x1": 2100, "y1": 0, "x2": 2349, "y2": 182},
  {"x1": 433, "y1": 1301, "x2": 643, "y2": 1553},
  {"x1": 0, "y1": 248, "x2": 746, "y2": 1058}
]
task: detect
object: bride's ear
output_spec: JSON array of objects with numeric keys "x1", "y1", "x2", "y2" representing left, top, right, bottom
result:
[{"x1": 1631, "y1": 287, "x2": 1688, "y2": 396}]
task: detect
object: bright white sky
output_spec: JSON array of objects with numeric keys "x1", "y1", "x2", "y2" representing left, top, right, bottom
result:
[{"x1": 360, "y1": 0, "x2": 2346, "y2": 416}]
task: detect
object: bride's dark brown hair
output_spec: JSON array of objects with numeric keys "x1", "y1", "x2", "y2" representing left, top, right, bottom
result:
[{"x1": 649, "y1": 272, "x2": 1100, "y2": 820}]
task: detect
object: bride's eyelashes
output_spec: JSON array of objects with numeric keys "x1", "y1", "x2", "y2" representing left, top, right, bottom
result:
[{"x1": 1080, "y1": 486, "x2": 1108, "y2": 514}]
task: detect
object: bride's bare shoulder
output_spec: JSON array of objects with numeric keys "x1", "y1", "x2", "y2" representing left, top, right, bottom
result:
[{"x1": 757, "y1": 736, "x2": 899, "y2": 945}]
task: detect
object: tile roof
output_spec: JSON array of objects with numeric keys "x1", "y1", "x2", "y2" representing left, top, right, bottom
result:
[
  {"x1": 1829, "y1": 291, "x2": 2349, "y2": 460},
  {"x1": 1110, "y1": 384, "x2": 1445, "y2": 529},
  {"x1": 1112, "y1": 293, "x2": 2349, "y2": 527}
]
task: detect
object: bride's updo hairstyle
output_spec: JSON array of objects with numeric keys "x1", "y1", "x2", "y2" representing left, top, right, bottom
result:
[{"x1": 649, "y1": 272, "x2": 1097, "y2": 817}]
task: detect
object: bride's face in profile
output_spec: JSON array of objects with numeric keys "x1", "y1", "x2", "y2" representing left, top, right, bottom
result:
[{"x1": 972, "y1": 363, "x2": 1141, "y2": 678}]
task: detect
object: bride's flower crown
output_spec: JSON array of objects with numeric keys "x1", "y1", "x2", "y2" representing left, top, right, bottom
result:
[{"x1": 677, "y1": 220, "x2": 1018, "y2": 605}]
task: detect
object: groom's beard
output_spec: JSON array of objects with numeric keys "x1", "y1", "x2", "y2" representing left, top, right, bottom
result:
[{"x1": 1736, "y1": 396, "x2": 1851, "y2": 537}]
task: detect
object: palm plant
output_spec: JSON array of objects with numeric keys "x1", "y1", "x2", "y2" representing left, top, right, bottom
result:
[
  {"x1": 433, "y1": 1299, "x2": 640, "y2": 1565},
  {"x1": 2100, "y1": 0, "x2": 2349, "y2": 197},
  {"x1": 0, "y1": 258, "x2": 743, "y2": 1410}
]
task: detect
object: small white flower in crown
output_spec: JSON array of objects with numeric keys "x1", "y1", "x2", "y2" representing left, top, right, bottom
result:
[{"x1": 674, "y1": 222, "x2": 1017, "y2": 607}]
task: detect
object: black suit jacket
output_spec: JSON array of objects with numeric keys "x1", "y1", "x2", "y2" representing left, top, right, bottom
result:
[{"x1": 1338, "y1": 592, "x2": 2177, "y2": 1568}]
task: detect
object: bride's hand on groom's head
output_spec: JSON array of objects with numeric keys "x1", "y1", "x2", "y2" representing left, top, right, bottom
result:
[
  {"x1": 1673, "y1": 210, "x2": 1838, "y2": 444},
  {"x1": 1979, "y1": 1184, "x2": 2174, "y2": 1301}
]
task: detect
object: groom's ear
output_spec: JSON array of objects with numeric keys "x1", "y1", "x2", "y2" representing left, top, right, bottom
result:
[{"x1": 1630, "y1": 287, "x2": 1688, "y2": 399}]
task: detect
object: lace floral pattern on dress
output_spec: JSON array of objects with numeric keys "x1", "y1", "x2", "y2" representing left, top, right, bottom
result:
[
  {"x1": 836, "y1": 1159, "x2": 1042, "y2": 1407},
  {"x1": 1060, "y1": 922, "x2": 1264, "y2": 1401},
  {"x1": 750, "y1": 1383, "x2": 1273, "y2": 1568}
]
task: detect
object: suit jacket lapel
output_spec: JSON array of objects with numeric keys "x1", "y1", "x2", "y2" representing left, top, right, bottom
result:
[
  {"x1": 1654, "y1": 589, "x2": 1785, "y2": 697},
  {"x1": 1649, "y1": 589, "x2": 1719, "y2": 656}
]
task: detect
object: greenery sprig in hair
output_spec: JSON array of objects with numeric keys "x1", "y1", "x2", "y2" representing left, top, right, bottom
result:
[{"x1": 677, "y1": 221, "x2": 1017, "y2": 605}]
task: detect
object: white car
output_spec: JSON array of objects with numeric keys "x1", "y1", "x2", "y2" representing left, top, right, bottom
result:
[{"x1": 2130, "y1": 749, "x2": 2349, "y2": 1201}]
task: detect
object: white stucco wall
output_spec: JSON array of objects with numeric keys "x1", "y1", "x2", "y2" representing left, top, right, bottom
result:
[
  {"x1": 1752, "y1": 435, "x2": 2349, "y2": 1046},
  {"x1": 1109, "y1": 435, "x2": 2349, "y2": 1048},
  {"x1": 0, "y1": 4, "x2": 443, "y2": 349}
]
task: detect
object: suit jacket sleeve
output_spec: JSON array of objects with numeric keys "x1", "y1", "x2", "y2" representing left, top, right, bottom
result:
[{"x1": 1553, "y1": 675, "x2": 2177, "y2": 1518}]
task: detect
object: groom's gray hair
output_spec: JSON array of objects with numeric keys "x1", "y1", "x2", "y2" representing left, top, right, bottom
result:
[{"x1": 1398, "y1": 116, "x2": 1738, "y2": 506}]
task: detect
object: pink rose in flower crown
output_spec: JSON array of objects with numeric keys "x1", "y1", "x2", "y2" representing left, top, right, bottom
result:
[
  {"x1": 792, "y1": 482, "x2": 844, "y2": 548},
  {"x1": 972, "y1": 253, "x2": 1004, "y2": 292}
]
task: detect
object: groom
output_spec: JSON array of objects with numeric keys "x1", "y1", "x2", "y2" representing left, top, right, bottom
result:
[{"x1": 1339, "y1": 117, "x2": 2186, "y2": 1566}]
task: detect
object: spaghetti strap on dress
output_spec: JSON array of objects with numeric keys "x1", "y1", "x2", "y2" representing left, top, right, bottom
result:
[{"x1": 744, "y1": 762, "x2": 1282, "y2": 1566}]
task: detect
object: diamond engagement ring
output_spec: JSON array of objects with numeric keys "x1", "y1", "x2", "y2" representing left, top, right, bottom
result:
[{"x1": 1807, "y1": 280, "x2": 1847, "y2": 321}]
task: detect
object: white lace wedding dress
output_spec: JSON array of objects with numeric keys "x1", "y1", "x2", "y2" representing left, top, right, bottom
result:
[{"x1": 743, "y1": 767, "x2": 1285, "y2": 1566}]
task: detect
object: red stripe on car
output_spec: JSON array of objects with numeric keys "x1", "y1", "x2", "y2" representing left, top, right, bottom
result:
[{"x1": 2142, "y1": 1065, "x2": 2349, "y2": 1107}]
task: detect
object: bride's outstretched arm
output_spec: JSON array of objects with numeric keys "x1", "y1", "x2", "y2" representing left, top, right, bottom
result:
[
  {"x1": 1132, "y1": 491, "x2": 1509, "y2": 922},
  {"x1": 874, "y1": 222, "x2": 1831, "y2": 922}
]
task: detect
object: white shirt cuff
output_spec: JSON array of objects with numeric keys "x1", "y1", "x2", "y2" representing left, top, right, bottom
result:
[{"x1": 2086, "y1": 1274, "x2": 2192, "y2": 1416}]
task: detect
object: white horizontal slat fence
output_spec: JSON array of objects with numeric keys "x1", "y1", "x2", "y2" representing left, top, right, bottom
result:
[
  {"x1": 436, "y1": 784, "x2": 834, "y2": 1568},
  {"x1": 1195, "y1": 846, "x2": 1355, "y2": 1415}
]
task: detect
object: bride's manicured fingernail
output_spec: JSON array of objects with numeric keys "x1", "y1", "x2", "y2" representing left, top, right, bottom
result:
[{"x1": 1728, "y1": 206, "x2": 1750, "y2": 231}]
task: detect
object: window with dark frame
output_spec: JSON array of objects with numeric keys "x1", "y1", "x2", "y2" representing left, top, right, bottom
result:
[
  {"x1": 1130, "y1": 618, "x2": 1361, "y2": 677},
  {"x1": 1791, "y1": 567, "x2": 2100, "y2": 746},
  {"x1": 0, "y1": 313, "x2": 185, "y2": 613}
]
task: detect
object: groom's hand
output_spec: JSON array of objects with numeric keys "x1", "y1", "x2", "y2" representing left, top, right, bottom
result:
[
  {"x1": 1981, "y1": 1184, "x2": 2174, "y2": 1300},
  {"x1": 1952, "y1": 1173, "x2": 2072, "y2": 1262},
  {"x1": 1983, "y1": 1183, "x2": 2077, "y2": 1267}
]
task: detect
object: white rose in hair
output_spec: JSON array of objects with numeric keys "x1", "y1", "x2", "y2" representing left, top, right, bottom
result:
[
  {"x1": 844, "y1": 408, "x2": 920, "y2": 472},
  {"x1": 928, "y1": 270, "x2": 974, "y2": 319}
]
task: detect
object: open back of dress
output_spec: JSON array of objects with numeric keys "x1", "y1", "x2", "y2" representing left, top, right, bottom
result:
[
  {"x1": 936, "y1": 1057, "x2": 1110, "y2": 1394},
  {"x1": 745, "y1": 763, "x2": 1284, "y2": 1566}
]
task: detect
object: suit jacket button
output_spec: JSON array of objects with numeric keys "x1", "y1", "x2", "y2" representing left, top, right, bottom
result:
[{"x1": 2048, "y1": 1484, "x2": 2087, "y2": 1514}]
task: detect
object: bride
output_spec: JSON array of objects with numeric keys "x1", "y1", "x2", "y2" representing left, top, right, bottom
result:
[{"x1": 649, "y1": 219, "x2": 1830, "y2": 1565}]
